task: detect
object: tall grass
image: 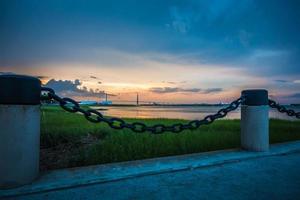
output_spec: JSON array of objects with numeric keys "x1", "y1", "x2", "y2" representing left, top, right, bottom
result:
[{"x1": 40, "y1": 106, "x2": 300, "y2": 169}]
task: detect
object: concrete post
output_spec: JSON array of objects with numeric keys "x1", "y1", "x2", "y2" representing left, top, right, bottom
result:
[
  {"x1": 241, "y1": 90, "x2": 269, "y2": 151},
  {"x1": 0, "y1": 75, "x2": 41, "y2": 189}
]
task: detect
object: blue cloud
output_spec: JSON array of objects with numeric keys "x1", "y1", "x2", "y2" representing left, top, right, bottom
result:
[
  {"x1": 1, "y1": 0, "x2": 300, "y2": 77},
  {"x1": 44, "y1": 79, "x2": 105, "y2": 97}
]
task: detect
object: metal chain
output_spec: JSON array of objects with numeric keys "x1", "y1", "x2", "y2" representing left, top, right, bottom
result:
[
  {"x1": 268, "y1": 99, "x2": 300, "y2": 119},
  {"x1": 41, "y1": 87, "x2": 244, "y2": 134}
]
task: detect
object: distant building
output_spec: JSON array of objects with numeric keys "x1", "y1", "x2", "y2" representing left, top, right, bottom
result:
[
  {"x1": 79, "y1": 100, "x2": 98, "y2": 105},
  {"x1": 100, "y1": 100, "x2": 112, "y2": 105},
  {"x1": 100, "y1": 93, "x2": 113, "y2": 105}
]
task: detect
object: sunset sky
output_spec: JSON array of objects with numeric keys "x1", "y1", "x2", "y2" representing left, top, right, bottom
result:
[{"x1": 1, "y1": 0, "x2": 300, "y2": 104}]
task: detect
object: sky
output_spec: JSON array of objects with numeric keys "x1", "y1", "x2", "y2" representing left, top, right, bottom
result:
[{"x1": 1, "y1": 0, "x2": 300, "y2": 104}]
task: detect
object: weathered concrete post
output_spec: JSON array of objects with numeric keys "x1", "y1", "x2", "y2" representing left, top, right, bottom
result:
[
  {"x1": 0, "y1": 75, "x2": 41, "y2": 189},
  {"x1": 241, "y1": 89, "x2": 269, "y2": 151}
]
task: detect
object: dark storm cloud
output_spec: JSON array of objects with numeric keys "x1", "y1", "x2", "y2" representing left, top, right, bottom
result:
[
  {"x1": 44, "y1": 79, "x2": 81, "y2": 93},
  {"x1": 1, "y1": 0, "x2": 300, "y2": 77},
  {"x1": 44, "y1": 79, "x2": 105, "y2": 97}
]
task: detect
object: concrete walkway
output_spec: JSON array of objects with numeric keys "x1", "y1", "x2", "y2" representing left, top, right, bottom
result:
[{"x1": 1, "y1": 141, "x2": 300, "y2": 200}]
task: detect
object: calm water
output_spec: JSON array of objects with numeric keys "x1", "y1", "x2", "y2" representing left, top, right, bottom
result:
[{"x1": 91, "y1": 105, "x2": 300, "y2": 121}]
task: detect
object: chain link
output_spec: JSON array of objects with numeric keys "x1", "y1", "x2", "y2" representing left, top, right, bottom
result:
[
  {"x1": 41, "y1": 87, "x2": 244, "y2": 134},
  {"x1": 268, "y1": 99, "x2": 300, "y2": 119}
]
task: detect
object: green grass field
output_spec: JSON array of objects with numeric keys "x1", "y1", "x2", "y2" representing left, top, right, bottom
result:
[{"x1": 40, "y1": 106, "x2": 300, "y2": 170}]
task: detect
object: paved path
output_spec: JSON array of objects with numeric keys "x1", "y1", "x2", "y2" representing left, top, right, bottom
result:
[{"x1": 2, "y1": 142, "x2": 300, "y2": 200}]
